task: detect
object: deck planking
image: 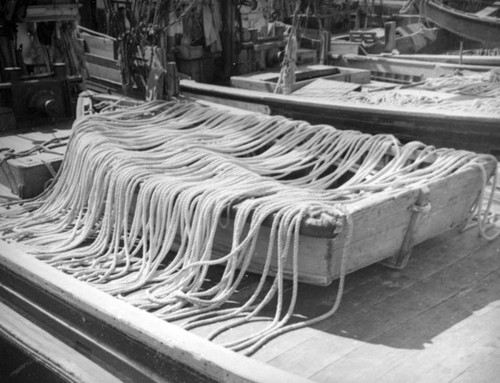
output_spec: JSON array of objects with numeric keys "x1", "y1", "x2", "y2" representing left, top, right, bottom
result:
[
  {"x1": 167, "y1": 210, "x2": 500, "y2": 381},
  {"x1": 244, "y1": 206, "x2": 500, "y2": 382}
]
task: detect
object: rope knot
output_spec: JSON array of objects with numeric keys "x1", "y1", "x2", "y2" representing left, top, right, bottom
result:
[{"x1": 410, "y1": 202, "x2": 431, "y2": 214}]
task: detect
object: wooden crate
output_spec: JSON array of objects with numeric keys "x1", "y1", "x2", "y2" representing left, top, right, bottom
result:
[
  {"x1": 296, "y1": 48, "x2": 318, "y2": 66},
  {"x1": 0, "y1": 129, "x2": 68, "y2": 198},
  {"x1": 230, "y1": 65, "x2": 370, "y2": 93},
  {"x1": 330, "y1": 40, "x2": 360, "y2": 55},
  {"x1": 85, "y1": 53, "x2": 121, "y2": 84},
  {"x1": 81, "y1": 32, "x2": 118, "y2": 60},
  {"x1": 207, "y1": 161, "x2": 494, "y2": 286},
  {"x1": 349, "y1": 31, "x2": 377, "y2": 44},
  {"x1": 0, "y1": 153, "x2": 63, "y2": 198}
]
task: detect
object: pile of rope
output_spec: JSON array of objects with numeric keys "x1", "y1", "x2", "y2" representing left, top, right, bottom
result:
[
  {"x1": 342, "y1": 70, "x2": 500, "y2": 115},
  {"x1": 0, "y1": 99, "x2": 497, "y2": 354},
  {"x1": 420, "y1": 70, "x2": 500, "y2": 96},
  {"x1": 342, "y1": 90, "x2": 443, "y2": 107}
]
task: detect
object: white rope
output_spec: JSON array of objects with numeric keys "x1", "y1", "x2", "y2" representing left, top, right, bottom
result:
[
  {"x1": 343, "y1": 70, "x2": 500, "y2": 115},
  {"x1": 0, "y1": 98, "x2": 497, "y2": 354}
]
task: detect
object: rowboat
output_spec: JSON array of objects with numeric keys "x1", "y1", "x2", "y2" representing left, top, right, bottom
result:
[
  {"x1": 374, "y1": 53, "x2": 500, "y2": 66},
  {"x1": 181, "y1": 62, "x2": 500, "y2": 156},
  {"x1": 420, "y1": 0, "x2": 500, "y2": 45},
  {"x1": 327, "y1": 54, "x2": 499, "y2": 80}
]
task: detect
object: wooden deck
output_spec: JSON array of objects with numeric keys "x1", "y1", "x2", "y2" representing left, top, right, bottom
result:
[
  {"x1": 251, "y1": 225, "x2": 500, "y2": 382},
  {"x1": 179, "y1": 196, "x2": 500, "y2": 382}
]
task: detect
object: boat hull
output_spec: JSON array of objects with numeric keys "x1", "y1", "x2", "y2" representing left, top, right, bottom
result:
[
  {"x1": 421, "y1": 0, "x2": 500, "y2": 45},
  {"x1": 181, "y1": 80, "x2": 500, "y2": 156}
]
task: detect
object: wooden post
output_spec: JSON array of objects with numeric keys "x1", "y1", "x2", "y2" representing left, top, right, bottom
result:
[
  {"x1": 384, "y1": 21, "x2": 397, "y2": 52},
  {"x1": 382, "y1": 186, "x2": 431, "y2": 269},
  {"x1": 320, "y1": 30, "x2": 331, "y2": 65},
  {"x1": 222, "y1": 0, "x2": 234, "y2": 79},
  {"x1": 459, "y1": 41, "x2": 464, "y2": 65},
  {"x1": 167, "y1": 62, "x2": 179, "y2": 98}
]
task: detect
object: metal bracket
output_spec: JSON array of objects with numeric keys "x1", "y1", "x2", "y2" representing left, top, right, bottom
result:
[{"x1": 382, "y1": 186, "x2": 431, "y2": 270}]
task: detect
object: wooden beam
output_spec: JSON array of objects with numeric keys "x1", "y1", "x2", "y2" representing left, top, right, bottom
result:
[{"x1": 0, "y1": 301, "x2": 122, "y2": 383}]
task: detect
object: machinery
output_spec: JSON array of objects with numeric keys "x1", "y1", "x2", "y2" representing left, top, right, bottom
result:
[{"x1": 0, "y1": 0, "x2": 83, "y2": 130}]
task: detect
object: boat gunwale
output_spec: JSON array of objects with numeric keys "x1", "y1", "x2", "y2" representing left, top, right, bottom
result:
[
  {"x1": 421, "y1": 0, "x2": 500, "y2": 44},
  {"x1": 180, "y1": 80, "x2": 500, "y2": 123},
  {"x1": 424, "y1": 0, "x2": 500, "y2": 23},
  {"x1": 0, "y1": 240, "x2": 312, "y2": 383}
]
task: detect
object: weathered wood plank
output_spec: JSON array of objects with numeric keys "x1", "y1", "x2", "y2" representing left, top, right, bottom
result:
[
  {"x1": 307, "y1": 244, "x2": 500, "y2": 382},
  {"x1": 0, "y1": 301, "x2": 122, "y2": 383},
  {"x1": 252, "y1": 216, "x2": 500, "y2": 379},
  {"x1": 0, "y1": 241, "x2": 311, "y2": 383},
  {"x1": 452, "y1": 348, "x2": 500, "y2": 383}
]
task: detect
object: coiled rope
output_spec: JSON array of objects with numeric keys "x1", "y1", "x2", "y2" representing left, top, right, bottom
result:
[
  {"x1": 343, "y1": 69, "x2": 500, "y2": 115},
  {"x1": 0, "y1": 98, "x2": 497, "y2": 354}
]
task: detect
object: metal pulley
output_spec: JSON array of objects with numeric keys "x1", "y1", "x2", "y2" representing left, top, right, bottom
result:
[{"x1": 28, "y1": 90, "x2": 59, "y2": 119}]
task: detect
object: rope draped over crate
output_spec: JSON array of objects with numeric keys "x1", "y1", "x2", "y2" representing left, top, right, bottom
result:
[{"x1": 0, "y1": 99, "x2": 498, "y2": 354}]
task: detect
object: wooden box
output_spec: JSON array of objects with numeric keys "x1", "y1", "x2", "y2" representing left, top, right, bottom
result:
[
  {"x1": 208, "y1": 161, "x2": 494, "y2": 286},
  {"x1": 85, "y1": 53, "x2": 121, "y2": 84},
  {"x1": 330, "y1": 41, "x2": 360, "y2": 55},
  {"x1": 296, "y1": 48, "x2": 318, "y2": 66},
  {"x1": 230, "y1": 65, "x2": 371, "y2": 93},
  {"x1": 80, "y1": 32, "x2": 118, "y2": 60},
  {"x1": 0, "y1": 130, "x2": 67, "y2": 198},
  {"x1": 0, "y1": 152, "x2": 63, "y2": 199}
]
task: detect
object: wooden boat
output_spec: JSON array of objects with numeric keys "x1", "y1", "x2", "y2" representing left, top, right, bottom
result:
[
  {"x1": 333, "y1": 22, "x2": 446, "y2": 55},
  {"x1": 375, "y1": 53, "x2": 500, "y2": 66},
  {"x1": 1, "y1": 94, "x2": 499, "y2": 382},
  {"x1": 420, "y1": 0, "x2": 500, "y2": 45},
  {"x1": 0, "y1": 241, "x2": 304, "y2": 383},
  {"x1": 327, "y1": 54, "x2": 498, "y2": 82},
  {"x1": 181, "y1": 63, "x2": 500, "y2": 156},
  {"x1": 3, "y1": 216, "x2": 500, "y2": 382}
]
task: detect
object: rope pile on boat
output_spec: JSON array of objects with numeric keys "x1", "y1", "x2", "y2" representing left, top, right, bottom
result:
[
  {"x1": 0, "y1": 99, "x2": 497, "y2": 354},
  {"x1": 420, "y1": 70, "x2": 500, "y2": 96},
  {"x1": 343, "y1": 69, "x2": 500, "y2": 115}
]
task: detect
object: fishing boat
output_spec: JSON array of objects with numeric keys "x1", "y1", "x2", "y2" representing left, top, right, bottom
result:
[
  {"x1": 327, "y1": 54, "x2": 499, "y2": 80},
  {"x1": 419, "y1": 0, "x2": 500, "y2": 45},
  {"x1": 374, "y1": 52, "x2": 500, "y2": 66},
  {"x1": 181, "y1": 62, "x2": 500, "y2": 156},
  {"x1": 1, "y1": 93, "x2": 499, "y2": 382}
]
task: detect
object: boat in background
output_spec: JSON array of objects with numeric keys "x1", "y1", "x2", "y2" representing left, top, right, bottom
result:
[
  {"x1": 181, "y1": 62, "x2": 500, "y2": 157},
  {"x1": 419, "y1": 0, "x2": 500, "y2": 45},
  {"x1": 327, "y1": 53, "x2": 497, "y2": 82}
]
